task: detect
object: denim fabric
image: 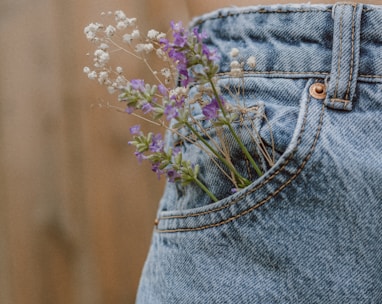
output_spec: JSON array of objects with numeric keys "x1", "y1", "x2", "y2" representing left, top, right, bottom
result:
[{"x1": 137, "y1": 3, "x2": 382, "y2": 303}]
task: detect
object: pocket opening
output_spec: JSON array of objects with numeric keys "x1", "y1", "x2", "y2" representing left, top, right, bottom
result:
[{"x1": 156, "y1": 78, "x2": 325, "y2": 232}]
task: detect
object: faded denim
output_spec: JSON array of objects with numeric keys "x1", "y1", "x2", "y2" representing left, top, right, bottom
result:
[{"x1": 137, "y1": 3, "x2": 382, "y2": 303}]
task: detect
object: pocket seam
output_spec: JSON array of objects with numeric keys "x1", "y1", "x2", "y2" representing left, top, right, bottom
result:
[
  {"x1": 160, "y1": 94, "x2": 311, "y2": 220},
  {"x1": 156, "y1": 99, "x2": 326, "y2": 233}
]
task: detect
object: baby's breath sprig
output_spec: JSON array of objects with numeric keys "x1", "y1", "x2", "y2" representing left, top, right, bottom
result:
[{"x1": 84, "y1": 10, "x2": 266, "y2": 202}]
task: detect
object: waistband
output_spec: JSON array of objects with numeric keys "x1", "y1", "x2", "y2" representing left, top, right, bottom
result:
[{"x1": 190, "y1": 3, "x2": 382, "y2": 93}]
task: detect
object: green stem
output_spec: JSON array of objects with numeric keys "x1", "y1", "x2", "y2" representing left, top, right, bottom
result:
[
  {"x1": 209, "y1": 79, "x2": 263, "y2": 177},
  {"x1": 193, "y1": 177, "x2": 218, "y2": 202},
  {"x1": 184, "y1": 121, "x2": 250, "y2": 186}
]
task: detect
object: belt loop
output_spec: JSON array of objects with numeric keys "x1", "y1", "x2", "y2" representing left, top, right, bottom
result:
[{"x1": 325, "y1": 2, "x2": 363, "y2": 111}]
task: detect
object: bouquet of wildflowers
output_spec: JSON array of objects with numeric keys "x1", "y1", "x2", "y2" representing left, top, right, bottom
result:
[{"x1": 84, "y1": 11, "x2": 273, "y2": 202}]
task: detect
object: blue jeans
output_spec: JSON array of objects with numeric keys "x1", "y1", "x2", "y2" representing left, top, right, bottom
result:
[{"x1": 137, "y1": 3, "x2": 382, "y2": 303}]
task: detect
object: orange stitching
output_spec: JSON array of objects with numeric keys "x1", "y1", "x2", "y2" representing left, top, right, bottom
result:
[
  {"x1": 330, "y1": 98, "x2": 350, "y2": 103},
  {"x1": 156, "y1": 101, "x2": 326, "y2": 233},
  {"x1": 159, "y1": 91, "x2": 312, "y2": 222},
  {"x1": 359, "y1": 74, "x2": 382, "y2": 79}
]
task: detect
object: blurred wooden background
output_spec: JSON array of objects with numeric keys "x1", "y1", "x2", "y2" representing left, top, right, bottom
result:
[{"x1": 0, "y1": 0, "x2": 188, "y2": 303}]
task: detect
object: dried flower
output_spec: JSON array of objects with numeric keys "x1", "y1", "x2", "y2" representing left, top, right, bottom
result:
[
  {"x1": 230, "y1": 48, "x2": 240, "y2": 57},
  {"x1": 83, "y1": 11, "x2": 268, "y2": 202},
  {"x1": 247, "y1": 56, "x2": 256, "y2": 68}
]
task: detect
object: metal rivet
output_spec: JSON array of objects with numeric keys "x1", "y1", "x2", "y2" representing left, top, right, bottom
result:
[
  {"x1": 309, "y1": 83, "x2": 326, "y2": 99},
  {"x1": 154, "y1": 218, "x2": 159, "y2": 226}
]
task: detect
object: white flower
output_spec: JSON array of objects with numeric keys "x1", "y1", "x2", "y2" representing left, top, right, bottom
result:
[
  {"x1": 161, "y1": 68, "x2": 171, "y2": 78},
  {"x1": 117, "y1": 21, "x2": 127, "y2": 30},
  {"x1": 83, "y1": 66, "x2": 91, "y2": 74},
  {"x1": 99, "y1": 43, "x2": 109, "y2": 50},
  {"x1": 157, "y1": 33, "x2": 166, "y2": 40},
  {"x1": 123, "y1": 30, "x2": 140, "y2": 44},
  {"x1": 107, "y1": 86, "x2": 116, "y2": 94},
  {"x1": 170, "y1": 86, "x2": 188, "y2": 99},
  {"x1": 114, "y1": 10, "x2": 127, "y2": 22},
  {"x1": 156, "y1": 48, "x2": 167, "y2": 60},
  {"x1": 94, "y1": 49, "x2": 110, "y2": 67},
  {"x1": 123, "y1": 34, "x2": 132, "y2": 44},
  {"x1": 230, "y1": 60, "x2": 241, "y2": 69},
  {"x1": 116, "y1": 66, "x2": 123, "y2": 74},
  {"x1": 126, "y1": 18, "x2": 137, "y2": 27},
  {"x1": 115, "y1": 75, "x2": 127, "y2": 87},
  {"x1": 135, "y1": 43, "x2": 154, "y2": 54},
  {"x1": 98, "y1": 71, "x2": 109, "y2": 84},
  {"x1": 147, "y1": 29, "x2": 166, "y2": 41},
  {"x1": 84, "y1": 22, "x2": 102, "y2": 41},
  {"x1": 87, "y1": 71, "x2": 97, "y2": 80},
  {"x1": 147, "y1": 29, "x2": 159, "y2": 39},
  {"x1": 105, "y1": 25, "x2": 116, "y2": 37},
  {"x1": 131, "y1": 29, "x2": 140, "y2": 39},
  {"x1": 230, "y1": 48, "x2": 239, "y2": 57},
  {"x1": 246, "y1": 56, "x2": 256, "y2": 68},
  {"x1": 230, "y1": 60, "x2": 243, "y2": 77}
]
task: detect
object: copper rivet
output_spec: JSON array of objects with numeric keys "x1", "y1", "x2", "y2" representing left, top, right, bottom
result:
[
  {"x1": 309, "y1": 83, "x2": 326, "y2": 99},
  {"x1": 154, "y1": 218, "x2": 159, "y2": 226}
]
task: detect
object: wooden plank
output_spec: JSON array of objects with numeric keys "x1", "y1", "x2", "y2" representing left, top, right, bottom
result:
[{"x1": 0, "y1": 0, "x2": 189, "y2": 303}]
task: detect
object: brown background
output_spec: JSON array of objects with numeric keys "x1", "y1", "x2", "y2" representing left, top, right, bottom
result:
[{"x1": 0, "y1": 1, "x2": 188, "y2": 303}]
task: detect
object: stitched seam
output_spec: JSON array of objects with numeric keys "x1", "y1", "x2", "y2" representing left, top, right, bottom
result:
[
  {"x1": 345, "y1": 4, "x2": 357, "y2": 101},
  {"x1": 330, "y1": 98, "x2": 350, "y2": 103},
  {"x1": 217, "y1": 71, "x2": 382, "y2": 79},
  {"x1": 192, "y1": 8, "x2": 333, "y2": 26},
  {"x1": 193, "y1": 7, "x2": 376, "y2": 27},
  {"x1": 334, "y1": 7, "x2": 344, "y2": 99},
  {"x1": 159, "y1": 92, "x2": 312, "y2": 221},
  {"x1": 218, "y1": 71, "x2": 329, "y2": 77},
  {"x1": 359, "y1": 74, "x2": 382, "y2": 79},
  {"x1": 157, "y1": 101, "x2": 326, "y2": 233}
]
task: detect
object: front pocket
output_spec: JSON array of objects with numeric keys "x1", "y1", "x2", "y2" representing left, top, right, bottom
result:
[
  {"x1": 156, "y1": 77, "x2": 326, "y2": 233},
  {"x1": 170, "y1": 102, "x2": 269, "y2": 210}
]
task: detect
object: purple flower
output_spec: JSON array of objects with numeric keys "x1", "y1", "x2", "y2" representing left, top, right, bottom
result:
[
  {"x1": 202, "y1": 98, "x2": 220, "y2": 119},
  {"x1": 202, "y1": 45, "x2": 220, "y2": 62},
  {"x1": 130, "y1": 79, "x2": 145, "y2": 92},
  {"x1": 171, "y1": 94, "x2": 185, "y2": 108},
  {"x1": 125, "y1": 106, "x2": 134, "y2": 114},
  {"x1": 172, "y1": 147, "x2": 181, "y2": 156},
  {"x1": 134, "y1": 151, "x2": 145, "y2": 163},
  {"x1": 164, "y1": 104, "x2": 179, "y2": 120},
  {"x1": 151, "y1": 162, "x2": 164, "y2": 179},
  {"x1": 173, "y1": 32, "x2": 187, "y2": 48},
  {"x1": 141, "y1": 102, "x2": 153, "y2": 114},
  {"x1": 149, "y1": 133, "x2": 164, "y2": 153},
  {"x1": 170, "y1": 21, "x2": 185, "y2": 34},
  {"x1": 129, "y1": 124, "x2": 141, "y2": 135},
  {"x1": 159, "y1": 37, "x2": 168, "y2": 47},
  {"x1": 168, "y1": 49, "x2": 187, "y2": 66},
  {"x1": 192, "y1": 27, "x2": 208, "y2": 42},
  {"x1": 179, "y1": 71, "x2": 193, "y2": 87},
  {"x1": 167, "y1": 169, "x2": 181, "y2": 183},
  {"x1": 157, "y1": 84, "x2": 168, "y2": 97}
]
